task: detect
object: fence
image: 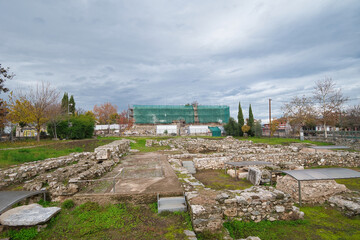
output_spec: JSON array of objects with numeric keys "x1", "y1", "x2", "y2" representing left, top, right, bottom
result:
[{"x1": 304, "y1": 130, "x2": 360, "y2": 139}]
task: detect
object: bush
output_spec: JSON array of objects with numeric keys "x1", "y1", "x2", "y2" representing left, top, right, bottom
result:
[
  {"x1": 48, "y1": 114, "x2": 95, "y2": 139},
  {"x1": 62, "y1": 199, "x2": 75, "y2": 209}
]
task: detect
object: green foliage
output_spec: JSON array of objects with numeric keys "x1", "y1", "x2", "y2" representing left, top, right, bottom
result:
[
  {"x1": 224, "y1": 117, "x2": 239, "y2": 136},
  {"x1": 69, "y1": 95, "x2": 75, "y2": 115},
  {"x1": 248, "y1": 104, "x2": 255, "y2": 137},
  {"x1": 51, "y1": 114, "x2": 95, "y2": 139},
  {"x1": 197, "y1": 230, "x2": 224, "y2": 240},
  {"x1": 254, "y1": 120, "x2": 263, "y2": 137},
  {"x1": 62, "y1": 199, "x2": 75, "y2": 209},
  {"x1": 7, "y1": 227, "x2": 38, "y2": 240},
  {"x1": 61, "y1": 92, "x2": 68, "y2": 114},
  {"x1": 238, "y1": 102, "x2": 244, "y2": 137}
]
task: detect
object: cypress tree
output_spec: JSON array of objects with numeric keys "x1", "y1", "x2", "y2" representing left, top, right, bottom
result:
[
  {"x1": 61, "y1": 93, "x2": 68, "y2": 114},
  {"x1": 248, "y1": 104, "x2": 254, "y2": 137},
  {"x1": 237, "y1": 102, "x2": 244, "y2": 136},
  {"x1": 69, "y1": 95, "x2": 76, "y2": 115}
]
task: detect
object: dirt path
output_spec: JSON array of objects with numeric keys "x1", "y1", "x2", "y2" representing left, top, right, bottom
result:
[{"x1": 83, "y1": 152, "x2": 183, "y2": 194}]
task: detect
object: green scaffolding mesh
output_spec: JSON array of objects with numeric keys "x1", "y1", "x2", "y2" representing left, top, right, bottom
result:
[
  {"x1": 133, "y1": 105, "x2": 229, "y2": 124},
  {"x1": 133, "y1": 105, "x2": 194, "y2": 124},
  {"x1": 197, "y1": 105, "x2": 229, "y2": 124}
]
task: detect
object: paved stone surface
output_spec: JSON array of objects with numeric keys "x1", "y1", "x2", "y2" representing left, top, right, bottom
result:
[{"x1": 0, "y1": 203, "x2": 60, "y2": 226}]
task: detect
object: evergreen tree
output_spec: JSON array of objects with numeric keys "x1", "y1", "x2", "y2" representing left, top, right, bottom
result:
[
  {"x1": 224, "y1": 117, "x2": 237, "y2": 136},
  {"x1": 237, "y1": 102, "x2": 244, "y2": 136},
  {"x1": 69, "y1": 95, "x2": 75, "y2": 115},
  {"x1": 61, "y1": 92, "x2": 68, "y2": 114},
  {"x1": 248, "y1": 104, "x2": 255, "y2": 137}
]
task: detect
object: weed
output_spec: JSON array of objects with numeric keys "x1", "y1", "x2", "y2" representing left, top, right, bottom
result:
[
  {"x1": 149, "y1": 202, "x2": 158, "y2": 213},
  {"x1": 62, "y1": 199, "x2": 75, "y2": 209},
  {"x1": 7, "y1": 227, "x2": 38, "y2": 240}
]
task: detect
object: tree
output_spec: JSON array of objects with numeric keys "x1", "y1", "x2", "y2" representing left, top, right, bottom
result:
[
  {"x1": 61, "y1": 92, "x2": 69, "y2": 114},
  {"x1": 270, "y1": 119, "x2": 279, "y2": 137},
  {"x1": 0, "y1": 99, "x2": 8, "y2": 133},
  {"x1": 282, "y1": 95, "x2": 316, "y2": 133},
  {"x1": 93, "y1": 102, "x2": 118, "y2": 125},
  {"x1": 47, "y1": 103, "x2": 63, "y2": 139},
  {"x1": 8, "y1": 81, "x2": 60, "y2": 141},
  {"x1": 237, "y1": 102, "x2": 244, "y2": 137},
  {"x1": 248, "y1": 104, "x2": 254, "y2": 137},
  {"x1": 342, "y1": 105, "x2": 360, "y2": 130},
  {"x1": 313, "y1": 78, "x2": 348, "y2": 138},
  {"x1": 117, "y1": 110, "x2": 132, "y2": 133},
  {"x1": 69, "y1": 95, "x2": 75, "y2": 115},
  {"x1": 224, "y1": 117, "x2": 238, "y2": 136},
  {"x1": 241, "y1": 125, "x2": 250, "y2": 137},
  {"x1": 254, "y1": 120, "x2": 262, "y2": 137},
  {"x1": 0, "y1": 64, "x2": 15, "y2": 94},
  {"x1": 0, "y1": 64, "x2": 15, "y2": 133}
]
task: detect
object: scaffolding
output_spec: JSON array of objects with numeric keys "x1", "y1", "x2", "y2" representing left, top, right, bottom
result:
[{"x1": 133, "y1": 105, "x2": 229, "y2": 124}]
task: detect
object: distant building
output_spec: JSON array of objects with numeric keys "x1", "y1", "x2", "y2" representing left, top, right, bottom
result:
[{"x1": 130, "y1": 104, "x2": 230, "y2": 125}]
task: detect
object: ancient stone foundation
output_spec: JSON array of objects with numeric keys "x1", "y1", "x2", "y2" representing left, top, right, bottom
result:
[{"x1": 0, "y1": 140, "x2": 130, "y2": 201}]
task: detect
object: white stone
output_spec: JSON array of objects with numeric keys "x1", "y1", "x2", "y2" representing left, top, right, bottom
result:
[
  {"x1": 0, "y1": 204, "x2": 61, "y2": 226},
  {"x1": 191, "y1": 205, "x2": 206, "y2": 215},
  {"x1": 275, "y1": 205, "x2": 285, "y2": 213},
  {"x1": 247, "y1": 167, "x2": 262, "y2": 185}
]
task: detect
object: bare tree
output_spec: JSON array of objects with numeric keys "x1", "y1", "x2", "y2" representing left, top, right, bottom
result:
[
  {"x1": 47, "y1": 103, "x2": 63, "y2": 139},
  {"x1": 8, "y1": 81, "x2": 60, "y2": 141},
  {"x1": 313, "y1": 78, "x2": 348, "y2": 138},
  {"x1": 282, "y1": 95, "x2": 316, "y2": 133},
  {"x1": 342, "y1": 104, "x2": 360, "y2": 130}
]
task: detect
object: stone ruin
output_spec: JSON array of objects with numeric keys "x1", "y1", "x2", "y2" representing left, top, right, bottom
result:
[
  {"x1": 0, "y1": 140, "x2": 130, "y2": 201},
  {"x1": 161, "y1": 137, "x2": 360, "y2": 233}
]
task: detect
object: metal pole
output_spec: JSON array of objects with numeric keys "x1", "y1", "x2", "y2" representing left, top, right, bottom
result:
[{"x1": 298, "y1": 180, "x2": 302, "y2": 206}]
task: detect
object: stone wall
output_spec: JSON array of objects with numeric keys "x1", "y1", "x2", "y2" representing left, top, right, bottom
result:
[
  {"x1": 159, "y1": 137, "x2": 360, "y2": 169},
  {"x1": 0, "y1": 140, "x2": 130, "y2": 200},
  {"x1": 167, "y1": 157, "x2": 304, "y2": 233}
]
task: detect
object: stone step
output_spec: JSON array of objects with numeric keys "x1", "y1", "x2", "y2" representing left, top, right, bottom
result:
[
  {"x1": 182, "y1": 161, "x2": 196, "y2": 174},
  {"x1": 158, "y1": 196, "x2": 187, "y2": 213},
  {"x1": 158, "y1": 196, "x2": 186, "y2": 205}
]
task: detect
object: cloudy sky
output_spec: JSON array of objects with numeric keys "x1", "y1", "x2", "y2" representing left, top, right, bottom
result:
[{"x1": 1, "y1": 0, "x2": 359, "y2": 122}]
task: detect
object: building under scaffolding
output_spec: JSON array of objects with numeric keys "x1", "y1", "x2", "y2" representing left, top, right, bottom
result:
[{"x1": 130, "y1": 105, "x2": 229, "y2": 125}]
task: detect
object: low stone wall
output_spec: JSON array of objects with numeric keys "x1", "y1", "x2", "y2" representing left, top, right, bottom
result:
[
  {"x1": 0, "y1": 140, "x2": 130, "y2": 201},
  {"x1": 276, "y1": 175, "x2": 348, "y2": 204},
  {"x1": 167, "y1": 157, "x2": 304, "y2": 233}
]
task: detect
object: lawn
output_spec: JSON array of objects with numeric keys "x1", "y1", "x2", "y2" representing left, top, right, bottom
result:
[
  {"x1": 98, "y1": 136, "x2": 172, "y2": 152},
  {"x1": 0, "y1": 139, "x2": 59, "y2": 149},
  {"x1": 224, "y1": 205, "x2": 360, "y2": 240},
  {"x1": 194, "y1": 169, "x2": 253, "y2": 190},
  {"x1": 0, "y1": 201, "x2": 193, "y2": 240},
  {"x1": 0, "y1": 139, "x2": 113, "y2": 168}
]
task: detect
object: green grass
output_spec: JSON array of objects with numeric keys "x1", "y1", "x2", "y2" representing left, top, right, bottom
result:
[
  {"x1": 0, "y1": 146, "x2": 83, "y2": 168},
  {"x1": 0, "y1": 201, "x2": 193, "y2": 240},
  {"x1": 194, "y1": 169, "x2": 253, "y2": 190},
  {"x1": 98, "y1": 136, "x2": 172, "y2": 152},
  {"x1": 224, "y1": 205, "x2": 360, "y2": 240},
  {"x1": 0, "y1": 139, "x2": 59, "y2": 149},
  {"x1": 0, "y1": 139, "x2": 113, "y2": 168}
]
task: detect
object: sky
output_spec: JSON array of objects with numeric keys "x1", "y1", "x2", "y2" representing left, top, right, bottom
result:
[{"x1": 1, "y1": 0, "x2": 359, "y2": 123}]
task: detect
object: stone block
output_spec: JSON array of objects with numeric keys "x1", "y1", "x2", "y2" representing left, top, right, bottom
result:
[
  {"x1": 0, "y1": 204, "x2": 61, "y2": 226},
  {"x1": 247, "y1": 167, "x2": 262, "y2": 185}
]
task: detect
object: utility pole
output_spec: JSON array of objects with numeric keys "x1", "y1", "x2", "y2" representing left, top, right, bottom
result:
[{"x1": 269, "y1": 99, "x2": 272, "y2": 137}]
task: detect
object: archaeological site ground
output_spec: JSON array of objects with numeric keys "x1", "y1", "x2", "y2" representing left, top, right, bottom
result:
[{"x1": 0, "y1": 136, "x2": 359, "y2": 240}]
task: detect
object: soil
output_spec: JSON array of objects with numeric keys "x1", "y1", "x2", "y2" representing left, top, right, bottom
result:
[
  {"x1": 81, "y1": 152, "x2": 183, "y2": 195},
  {"x1": 194, "y1": 169, "x2": 253, "y2": 190}
]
